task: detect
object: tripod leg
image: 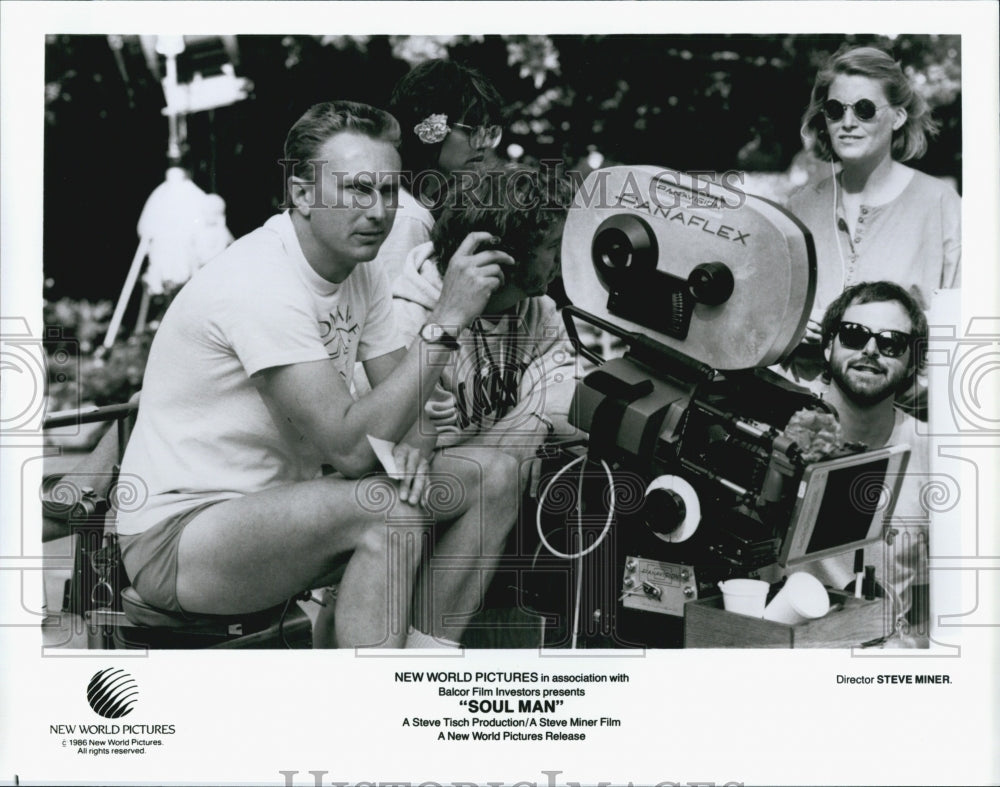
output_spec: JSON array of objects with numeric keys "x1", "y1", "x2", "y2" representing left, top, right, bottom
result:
[
  {"x1": 135, "y1": 285, "x2": 151, "y2": 335},
  {"x1": 102, "y1": 235, "x2": 151, "y2": 352}
]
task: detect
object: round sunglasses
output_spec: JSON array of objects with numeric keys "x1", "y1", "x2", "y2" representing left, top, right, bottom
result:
[
  {"x1": 451, "y1": 122, "x2": 503, "y2": 150},
  {"x1": 836, "y1": 321, "x2": 912, "y2": 358},
  {"x1": 822, "y1": 98, "x2": 890, "y2": 123}
]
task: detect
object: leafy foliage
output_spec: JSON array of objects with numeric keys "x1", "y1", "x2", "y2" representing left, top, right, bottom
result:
[
  {"x1": 42, "y1": 34, "x2": 961, "y2": 406},
  {"x1": 43, "y1": 297, "x2": 151, "y2": 410}
]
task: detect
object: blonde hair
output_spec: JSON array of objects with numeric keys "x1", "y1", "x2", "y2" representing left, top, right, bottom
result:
[{"x1": 800, "y1": 46, "x2": 939, "y2": 162}]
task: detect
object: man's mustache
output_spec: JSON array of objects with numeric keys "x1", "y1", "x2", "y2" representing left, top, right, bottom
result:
[{"x1": 847, "y1": 357, "x2": 887, "y2": 374}]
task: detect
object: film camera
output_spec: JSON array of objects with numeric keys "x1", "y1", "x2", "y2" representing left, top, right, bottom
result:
[{"x1": 532, "y1": 167, "x2": 908, "y2": 647}]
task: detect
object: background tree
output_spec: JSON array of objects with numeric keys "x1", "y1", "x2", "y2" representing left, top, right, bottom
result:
[{"x1": 43, "y1": 34, "x2": 961, "y2": 299}]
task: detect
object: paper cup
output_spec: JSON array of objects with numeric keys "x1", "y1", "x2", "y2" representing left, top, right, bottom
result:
[
  {"x1": 763, "y1": 572, "x2": 830, "y2": 625},
  {"x1": 718, "y1": 579, "x2": 770, "y2": 618}
]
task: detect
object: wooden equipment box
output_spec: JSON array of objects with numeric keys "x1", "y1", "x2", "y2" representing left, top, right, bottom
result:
[{"x1": 684, "y1": 590, "x2": 889, "y2": 648}]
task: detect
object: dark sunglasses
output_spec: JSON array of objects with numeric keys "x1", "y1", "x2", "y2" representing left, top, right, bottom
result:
[
  {"x1": 837, "y1": 322, "x2": 912, "y2": 358},
  {"x1": 822, "y1": 98, "x2": 889, "y2": 123},
  {"x1": 452, "y1": 122, "x2": 503, "y2": 149}
]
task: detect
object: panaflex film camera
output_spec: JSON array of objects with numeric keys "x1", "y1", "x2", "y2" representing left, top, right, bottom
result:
[{"x1": 538, "y1": 167, "x2": 909, "y2": 647}]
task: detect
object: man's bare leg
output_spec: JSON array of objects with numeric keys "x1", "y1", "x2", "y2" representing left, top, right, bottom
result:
[
  {"x1": 414, "y1": 448, "x2": 520, "y2": 644},
  {"x1": 327, "y1": 497, "x2": 432, "y2": 648},
  {"x1": 174, "y1": 475, "x2": 430, "y2": 648}
]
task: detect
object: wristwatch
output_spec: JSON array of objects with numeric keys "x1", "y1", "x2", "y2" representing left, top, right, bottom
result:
[{"x1": 419, "y1": 322, "x2": 460, "y2": 351}]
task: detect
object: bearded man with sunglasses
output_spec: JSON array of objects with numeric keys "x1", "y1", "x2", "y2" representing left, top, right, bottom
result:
[{"x1": 812, "y1": 280, "x2": 930, "y2": 645}]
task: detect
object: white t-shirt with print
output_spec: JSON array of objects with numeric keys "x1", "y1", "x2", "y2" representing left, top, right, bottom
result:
[{"x1": 116, "y1": 211, "x2": 402, "y2": 536}]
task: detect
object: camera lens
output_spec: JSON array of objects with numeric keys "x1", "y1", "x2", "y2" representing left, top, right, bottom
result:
[
  {"x1": 591, "y1": 215, "x2": 658, "y2": 283},
  {"x1": 643, "y1": 488, "x2": 687, "y2": 538},
  {"x1": 687, "y1": 262, "x2": 734, "y2": 306},
  {"x1": 597, "y1": 229, "x2": 634, "y2": 269}
]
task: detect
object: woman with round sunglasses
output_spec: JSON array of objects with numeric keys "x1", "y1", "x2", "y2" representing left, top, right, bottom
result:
[
  {"x1": 782, "y1": 46, "x2": 960, "y2": 397},
  {"x1": 369, "y1": 59, "x2": 506, "y2": 283}
]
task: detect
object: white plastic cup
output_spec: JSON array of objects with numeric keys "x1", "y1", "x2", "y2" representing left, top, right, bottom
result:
[
  {"x1": 718, "y1": 579, "x2": 770, "y2": 618},
  {"x1": 763, "y1": 572, "x2": 830, "y2": 625}
]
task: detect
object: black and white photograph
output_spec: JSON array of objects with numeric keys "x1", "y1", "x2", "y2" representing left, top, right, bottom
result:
[{"x1": 2, "y1": 2, "x2": 998, "y2": 786}]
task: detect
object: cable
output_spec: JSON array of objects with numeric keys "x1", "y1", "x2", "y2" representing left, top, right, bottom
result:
[
  {"x1": 277, "y1": 597, "x2": 294, "y2": 649},
  {"x1": 831, "y1": 159, "x2": 848, "y2": 294},
  {"x1": 535, "y1": 454, "x2": 616, "y2": 560},
  {"x1": 571, "y1": 459, "x2": 585, "y2": 649},
  {"x1": 535, "y1": 453, "x2": 617, "y2": 650}
]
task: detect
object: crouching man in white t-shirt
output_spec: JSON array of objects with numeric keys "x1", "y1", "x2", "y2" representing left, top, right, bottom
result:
[{"x1": 115, "y1": 101, "x2": 518, "y2": 648}]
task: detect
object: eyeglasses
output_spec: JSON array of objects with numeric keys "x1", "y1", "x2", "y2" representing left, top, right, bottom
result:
[
  {"x1": 822, "y1": 98, "x2": 889, "y2": 123},
  {"x1": 414, "y1": 114, "x2": 504, "y2": 149},
  {"x1": 451, "y1": 122, "x2": 503, "y2": 149},
  {"x1": 836, "y1": 322, "x2": 912, "y2": 358}
]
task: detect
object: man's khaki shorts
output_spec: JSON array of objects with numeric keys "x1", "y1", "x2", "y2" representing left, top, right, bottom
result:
[{"x1": 118, "y1": 502, "x2": 219, "y2": 615}]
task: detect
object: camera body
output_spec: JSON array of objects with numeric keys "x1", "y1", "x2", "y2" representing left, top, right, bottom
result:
[
  {"x1": 562, "y1": 166, "x2": 815, "y2": 370},
  {"x1": 547, "y1": 167, "x2": 905, "y2": 646}
]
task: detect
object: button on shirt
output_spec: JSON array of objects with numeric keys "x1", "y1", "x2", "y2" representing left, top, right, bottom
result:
[{"x1": 788, "y1": 169, "x2": 961, "y2": 315}]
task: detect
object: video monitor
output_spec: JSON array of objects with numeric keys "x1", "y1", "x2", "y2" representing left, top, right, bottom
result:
[{"x1": 778, "y1": 444, "x2": 911, "y2": 567}]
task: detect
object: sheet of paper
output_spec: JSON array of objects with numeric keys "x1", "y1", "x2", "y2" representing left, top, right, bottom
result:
[{"x1": 366, "y1": 434, "x2": 401, "y2": 479}]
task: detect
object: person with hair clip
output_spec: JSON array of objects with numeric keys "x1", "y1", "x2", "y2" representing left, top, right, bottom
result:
[
  {"x1": 782, "y1": 45, "x2": 960, "y2": 411},
  {"x1": 370, "y1": 58, "x2": 506, "y2": 283},
  {"x1": 392, "y1": 164, "x2": 577, "y2": 469}
]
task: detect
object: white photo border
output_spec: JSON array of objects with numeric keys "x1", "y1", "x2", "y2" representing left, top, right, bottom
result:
[{"x1": 2, "y1": 3, "x2": 998, "y2": 786}]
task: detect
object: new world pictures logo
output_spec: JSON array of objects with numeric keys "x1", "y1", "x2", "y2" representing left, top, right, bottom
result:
[
  {"x1": 47, "y1": 668, "x2": 173, "y2": 749},
  {"x1": 87, "y1": 668, "x2": 139, "y2": 719}
]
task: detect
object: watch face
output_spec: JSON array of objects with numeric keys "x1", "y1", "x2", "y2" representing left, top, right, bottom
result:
[{"x1": 422, "y1": 323, "x2": 458, "y2": 349}]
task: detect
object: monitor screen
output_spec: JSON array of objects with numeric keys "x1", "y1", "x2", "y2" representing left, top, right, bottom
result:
[
  {"x1": 779, "y1": 445, "x2": 909, "y2": 567},
  {"x1": 805, "y1": 458, "x2": 890, "y2": 553}
]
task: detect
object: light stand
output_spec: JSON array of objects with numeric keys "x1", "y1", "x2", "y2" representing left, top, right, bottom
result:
[{"x1": 101, "y1": 35, "x2": 248, "y2": 353}]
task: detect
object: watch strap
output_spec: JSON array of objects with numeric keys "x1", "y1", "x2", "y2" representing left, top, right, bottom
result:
[{"x1": 421, "y1": 322, "x2": 460, "y2": 351}]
